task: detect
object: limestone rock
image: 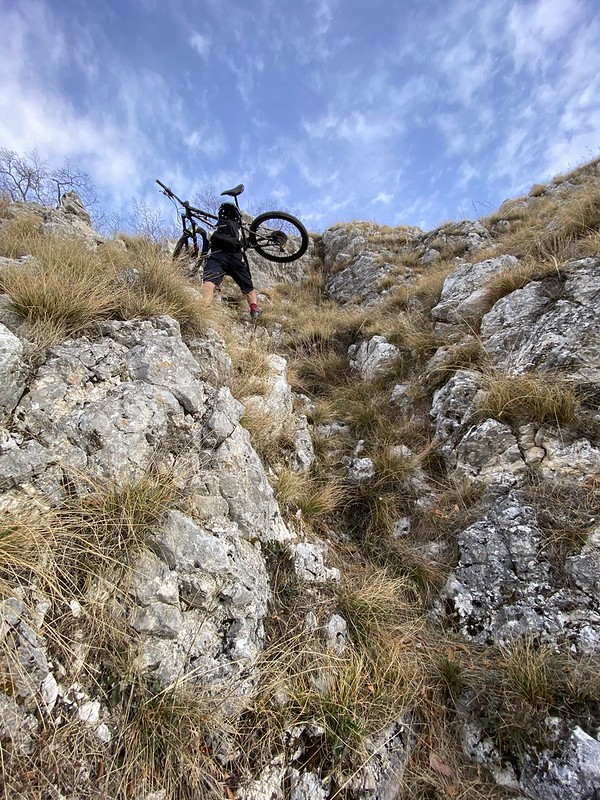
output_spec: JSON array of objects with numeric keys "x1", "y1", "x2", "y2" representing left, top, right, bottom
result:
[
  {"x1": 349, "y1": 336, "x2": 400, "y2": 381},
  {"x1": 481, "y1": 260, "x2": 600, "y2": 386},
  {"x1": 520, "y1": 726, "x2": 600, "y2": 800},
  {"x1": 440, "y1": 492, "x2": 600, "y2": 652},
  {"x1": 0, "y1": 322, "x2": 27, "y2": 420},
  {"x1": 132, "y1": 511, "x2": 269, "y2": 691},
  {"x1": 432, "y1": 255, "x2": 518, "y2": 326}
]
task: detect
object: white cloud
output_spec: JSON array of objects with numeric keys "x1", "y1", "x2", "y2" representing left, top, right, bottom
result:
[
  {"x1": 189, "y1": 31, "x2": 210, "y2": 58},
  {"x1": 373, "y1": 192, "x2": 393, "y2": 204},
  {"x1": 508, "y1": 0, "x2": 584, "y2": 68}
]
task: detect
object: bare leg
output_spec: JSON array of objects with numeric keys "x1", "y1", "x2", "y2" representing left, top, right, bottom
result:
[
  {"x1": 201, "y1": 281, "x2": 216, "y2": 306},
  {"x1": 245, "y1": 289, "x2": 258, "y2": 308}
]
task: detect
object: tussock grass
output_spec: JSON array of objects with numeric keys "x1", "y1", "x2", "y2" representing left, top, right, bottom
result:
[
  {"x1": 0, "y1": 211, "x2": 43, "y2": 255},
  {"x1": 58, "y1": 471, "x2": 178, "y2": 570},
  {"x1": 0, "y1": 226, "x2": 208, "y2": 342},
  {"x1": 118, "y1": 243, "x2": 208, "y2": 331},
  {"x1": 290, "y1": 348, "x2": 351, "y2": 398},
  {"x1": 275, "y1": 467, "x2": 346, "y2": 526},
  {"x1": 229, "y1": 340, "x2": 272, "y2": 398},
  {"x1": 0, "y1": 506, "x2": 58, "y2": 599},
  {"x1": 386, "y1": 310, "x2": 440, "y2": 363},
  {"x1": 245, "y1": 632, "x2": 424, "y2": 784},
  {"x1": 483, "y1": 257, "x2": 563, "y2": 305},
  {"x1": 478, "y1": 371, "x2": 578, "y2": 427},
  {"x1": 331, "y1": 380, "x2": 400, "y2": 442},
  {"x1": 267, "y1": 282, "x2": 367, "y2": 356},
  {"x1": 579, "y1": 228, "x2": 600, "y2": 256},
  {"x1": 367, "y1": 224, "x2": 420, "y2": 247},
  {"x1": 0, "y1": 467, "x2": 233, "y2": 800},
  {"x1": 428, "y1": 236, "x2": 471, "y2": 261},
  {"x1": 540, "y1": 181, "x2": 600, "y2": 255},
  {"x1": 473, "y1": 638, "x2": 588, "y2": 758},
  {"x1": 113, "y1": 675, "x2": 226, "y2": 799},
  {"x1": 335, "y1": 568, "x2": 415, "y2": 651},
  {"x1": 485, "y1": 179, "x2": 600, "y2": 261},
  {"x1": 523, "y1": 475, "x2": 600, "y2": 573},
  {"x1": 0, "y1": 232, "x2": 122, "y2": 343},
  {"x1": 382, "y1": 257, "x2": 457, "y2": 312}
]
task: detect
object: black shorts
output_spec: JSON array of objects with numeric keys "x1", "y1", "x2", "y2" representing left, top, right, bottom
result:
[{"x1": 203, "y1": 250, "x2": 254, "y2": 295}]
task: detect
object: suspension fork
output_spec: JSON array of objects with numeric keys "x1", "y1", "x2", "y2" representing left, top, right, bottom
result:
[{"x1": 181, "y1": 212, "x2": 200, "y2": 256}]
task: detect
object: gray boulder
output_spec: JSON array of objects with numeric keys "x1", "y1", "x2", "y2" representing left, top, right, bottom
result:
[{"x1": 0, "y1": 323, "x2": 27, "y2": 420}]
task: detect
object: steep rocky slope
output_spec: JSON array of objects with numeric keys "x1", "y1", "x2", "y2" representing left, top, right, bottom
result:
[{"x1": 0, "y1": 161, "x2": 599, "y2": 800}]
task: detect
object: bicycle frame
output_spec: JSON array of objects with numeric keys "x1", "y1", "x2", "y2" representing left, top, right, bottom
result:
[{"x1": 157, "y1": 178, "x2": 309, "y2": 265}]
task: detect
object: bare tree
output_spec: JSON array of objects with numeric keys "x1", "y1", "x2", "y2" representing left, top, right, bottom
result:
[
  {"x1": 191, "y1": 183, "x2": 285, "y2": 217},
  {"x1": 129, "y1": 198, "x2": 179, "y2": 240},
  {"x1": 0, "y1": 146, "x2": 97, "y2": 210}
]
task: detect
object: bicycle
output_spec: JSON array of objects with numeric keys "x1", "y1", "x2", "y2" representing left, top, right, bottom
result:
[{"x1": 156, "y1": 180, "x2": 309, "y2": 271}]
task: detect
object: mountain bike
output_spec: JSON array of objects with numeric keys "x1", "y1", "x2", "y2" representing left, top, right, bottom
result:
[{"x1": 156, "y1": 180, "x2": 309, "y2": 269}]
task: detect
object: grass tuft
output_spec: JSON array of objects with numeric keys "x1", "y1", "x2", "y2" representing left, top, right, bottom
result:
[{"x1": 478, "y1": 372, "x2": 578, "y2": 427}]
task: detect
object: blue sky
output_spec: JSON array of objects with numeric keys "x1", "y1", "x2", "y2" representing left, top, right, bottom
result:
[{"x1": 1, "y1": 0, "x2": 599, "y2": 233}]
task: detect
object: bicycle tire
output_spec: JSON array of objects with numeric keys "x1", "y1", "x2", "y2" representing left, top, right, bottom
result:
[
  {"x1": 172, "y1": 230, "x2": 209, "y2": 275},
  {"x1": 248, "y1": 211, "x2": 309, "y2": 263}
]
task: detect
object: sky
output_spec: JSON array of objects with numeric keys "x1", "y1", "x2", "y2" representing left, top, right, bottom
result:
[{"x1": 1, "y1": 0, "x2": 599, "y2": 233}]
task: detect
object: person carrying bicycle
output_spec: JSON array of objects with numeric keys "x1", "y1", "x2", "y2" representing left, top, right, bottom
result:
[{"x1": 201, "y1": 202, "x2": 261, "y2": 319}]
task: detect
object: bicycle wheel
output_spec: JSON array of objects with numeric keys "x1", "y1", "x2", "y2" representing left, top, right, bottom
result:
[
  {"x1": 172, "y1": 230, "x2": 209, "y2": 275},
  {"x1": 248, "y1": 211, "x2": 309, "y2": 263}
]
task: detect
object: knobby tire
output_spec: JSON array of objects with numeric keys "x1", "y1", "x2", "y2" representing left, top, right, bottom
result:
[
  {"x1": 172, "y1": 231, "x2": 209, "y2": 276},
  {"x1": 248, "y1": 211, "x2": 309, "y2": 263}
]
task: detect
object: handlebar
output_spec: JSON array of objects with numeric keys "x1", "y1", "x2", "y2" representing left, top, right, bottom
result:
[{"x1": 156, "y1": 179, "x2": 218, "y2": 221}]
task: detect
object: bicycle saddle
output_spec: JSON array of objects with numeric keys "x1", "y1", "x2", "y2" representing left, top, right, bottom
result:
[{"x1": 220, "y1": 184, "x2": 245, "y2": 197}]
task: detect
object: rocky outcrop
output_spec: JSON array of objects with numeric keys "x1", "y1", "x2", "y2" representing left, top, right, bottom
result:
[
  {"x1": 481, "y1": 258, "x2": 600, "y2": 385},
  {"x1": 1, "y1": 173, "x2": 599, "y2": 800}
]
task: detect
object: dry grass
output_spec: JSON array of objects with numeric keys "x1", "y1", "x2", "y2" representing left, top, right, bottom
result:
[
  {"x1": 484, "y1": 179, "x2": 600, "y2": 262},
  {"x1": 386, "y1": 310, "x2": 440, "y2": 362},
  {"x1": 0, "y1": 210, "x2": 44, "y2": 255},
  {"x1": 478, "y1": 371, "x2": 578, "y2": 427},
  {"x1": 0, "y1": 224, "x2": 208, "y2": 342},
  {"x1": 290, "y1": 348, "x2": 351, "y2": 398},
  {"x1": 0, "y1": 469, "x2": 204, "y2": 798},
  {"x1": 470, "y1": 637, "x2": 600, "y2": 760},
  {"x1": 266, "y1": 280, "x2": 368, "y2": 356},
  {"x1": 483, "y1": 257, "x2": 563, "y2": 305},
  {"x1": 0, "y1": 506, "x2": 58, "y2": 599},
  {"x1": 579, "y1": 228, "x2": 600, "y2": 256},
  {"x1": 382, "y1": 257, "x2": 457, "y2": 313},
  {"x1": 275, "y1": 467, "x2": 346, "y2": 527},
  {"x1": 57, "y1": 471, "x2": 178, "y2": 572},
  {"x1": 117, "y1": 243, "x2": 208, "y2": 331},
  {"x1": 0, "y1": 231, "x2": 122, "y2": 343},
  {"x1": 112, "y1": 675, "x2": 227, "y2": 799},
  {"x1": 335, "y1": 567, "x2": 416, "y2": 651},
  {"x1": 229, "y1": 340, "x2": 272, "y2": 398}
]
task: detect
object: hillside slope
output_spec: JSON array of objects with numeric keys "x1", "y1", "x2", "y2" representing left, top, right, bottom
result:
[{"x1": 0, "y1": 161, "x2": 599, "y2": 799}]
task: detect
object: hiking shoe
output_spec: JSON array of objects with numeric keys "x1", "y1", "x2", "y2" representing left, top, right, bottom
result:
[{"x1": 250, "y1": 306, "x2": 262, "y2": 320}]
